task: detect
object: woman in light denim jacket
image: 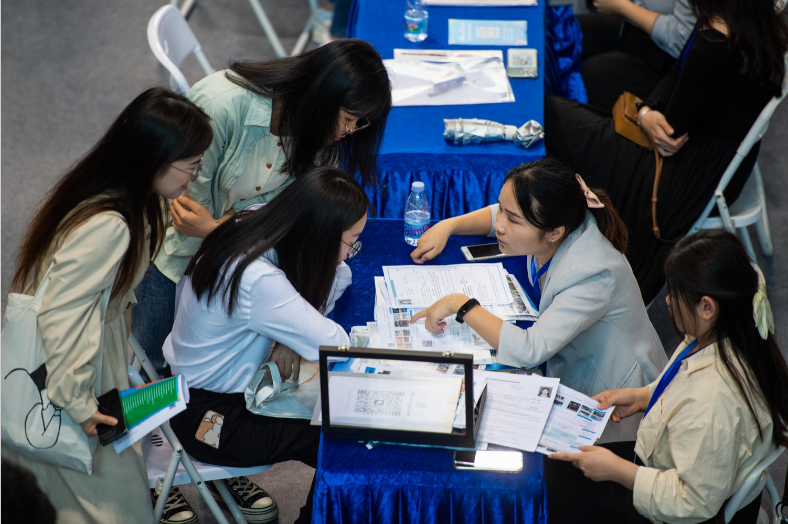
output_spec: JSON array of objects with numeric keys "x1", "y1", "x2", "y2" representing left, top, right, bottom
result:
[{"x1": 411, "y1": 158, "x2": 668, "y2": 442}]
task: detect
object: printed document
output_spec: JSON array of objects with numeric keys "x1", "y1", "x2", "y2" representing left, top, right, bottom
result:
[
  {"x1": 375, "y1": 305, "x2": 495, "y2": 364},
  {"x1": 327, "y1": 373, "x2": 462, "y2": 433},
  {"x1": 475, "y1": 370, "x2": 559, "y2": 452},
  {"x1": 382, "y1": 263, "x2": 513, "y2": 308},
  {"x1": 536, "y1": 385, "x2": 613, "y2": 455}
]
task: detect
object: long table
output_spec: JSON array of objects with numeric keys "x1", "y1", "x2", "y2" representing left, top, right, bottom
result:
[
  {"x1": 348, "y1": 0, "x2": 547, "y2": 221},
  {"x1": 314, "y1": 218, "x2": 546, "y2": 524}
]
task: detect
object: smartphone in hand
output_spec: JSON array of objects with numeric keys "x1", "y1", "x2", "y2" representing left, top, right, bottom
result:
[{"x1": 96, "y1": 388, "x2": 127, "y2": 446}]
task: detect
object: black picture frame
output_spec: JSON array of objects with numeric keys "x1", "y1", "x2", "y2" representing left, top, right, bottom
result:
[{"x1": 319, "y1": 345, "x2": 487, "y2": 449}]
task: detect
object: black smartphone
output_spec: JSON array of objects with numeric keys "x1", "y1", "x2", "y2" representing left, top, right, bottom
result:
[{"x1": 96, "y1": 388, "x2": 127, "y2": 446}]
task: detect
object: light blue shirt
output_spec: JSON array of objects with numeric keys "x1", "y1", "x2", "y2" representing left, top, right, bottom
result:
[{"x1": 634, "y1": 0, "x2": 696, "y2": 58}]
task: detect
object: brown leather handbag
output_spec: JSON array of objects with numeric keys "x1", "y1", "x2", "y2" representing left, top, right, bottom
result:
[{"x1": 612, "y1": 92, "x2": 673, "y2": 242}]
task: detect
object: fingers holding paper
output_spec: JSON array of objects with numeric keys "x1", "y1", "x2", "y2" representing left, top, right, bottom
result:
[{"x1": 592, "y1": 386, "x2": 649, "y2": 423}]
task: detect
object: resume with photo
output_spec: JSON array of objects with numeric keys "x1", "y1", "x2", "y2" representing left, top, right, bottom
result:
[{"x1": 536, "y1": 385, "x2": 614, "y2": 455}]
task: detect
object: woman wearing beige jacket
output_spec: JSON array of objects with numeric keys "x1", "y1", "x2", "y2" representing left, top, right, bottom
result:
[{"x1": 2, "y1": 87, "x2": 212, "y2": 524}]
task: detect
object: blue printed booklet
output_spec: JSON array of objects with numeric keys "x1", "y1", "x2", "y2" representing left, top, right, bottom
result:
[{"x1": 448, "y1": 19, "x2": 527, "y2": 46}]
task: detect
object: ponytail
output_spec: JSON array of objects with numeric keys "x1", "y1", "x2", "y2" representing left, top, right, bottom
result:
[
  {"x1": 504, "y1": 157, "x2": 628, "y2": 253},
  {"x1": 588, "y1": 190, "x2": 628, "y2": 253}
]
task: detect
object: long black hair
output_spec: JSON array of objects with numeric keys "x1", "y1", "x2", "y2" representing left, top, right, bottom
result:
[
  {"x1": 689, "y1": 0, "x2": 788, "y2": 89},
  {"x1": 503, "y1": 157, "x2": 629, "y2": 253},
  {"x1": 187, "y1": 167, "x2": 371, "y2": 316},
  {"x1": 14, "y1": 87, "x2": 213, "y2": 298},
  {"x1": 227, "y1": 39, "x2": 392, "y2": 185},
  {"x1": 665, "y1": 230, "x2": 788, "y2": 447}
]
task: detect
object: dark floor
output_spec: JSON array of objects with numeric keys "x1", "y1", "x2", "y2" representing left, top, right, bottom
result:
[{"x1": 2, "y1": 1, "x2": 786, "y2": 522}]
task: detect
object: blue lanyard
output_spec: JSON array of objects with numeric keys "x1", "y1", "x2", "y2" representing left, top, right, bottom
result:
[
  {"x1": 529, "y1": 256, "x2": 552, "y2": 308},
  {"x1": 679, "y1": 26, "x2": 698, "y2": 72},
  {"x1": 643, "y1": 339, "x2": 699, "y2": 418}
]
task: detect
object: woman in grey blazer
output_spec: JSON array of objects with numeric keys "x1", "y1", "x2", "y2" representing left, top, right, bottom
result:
[{"x1": 411, "y1": 158, "x2": 668, "y2": 440}]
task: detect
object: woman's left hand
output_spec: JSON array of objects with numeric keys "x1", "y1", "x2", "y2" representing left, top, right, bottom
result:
[
  {"x1": 549, "y1": 446, "x2": 625, "y2": 482},
  {"x1": 409, "y1": 294, "x2": 468, "y2": 333},
  {"x1": 171, "y1": 196, "x2": 217, "y2": 238}
]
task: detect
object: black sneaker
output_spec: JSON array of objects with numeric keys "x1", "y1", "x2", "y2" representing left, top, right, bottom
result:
[
  {"x1": 152, "y1": 486, "x2": 199, "y2": 524},
  {"x1": 206, "y1": 476, "x2": 279, "y2": 523}
]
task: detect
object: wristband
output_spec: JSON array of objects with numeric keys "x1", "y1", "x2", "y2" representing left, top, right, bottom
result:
[
  {"x1": 455, "y1": 298, "x2": 480, "y2": 324},
  {"x1": 637, "y1": 107, "x2": 651, "y2": 128}
]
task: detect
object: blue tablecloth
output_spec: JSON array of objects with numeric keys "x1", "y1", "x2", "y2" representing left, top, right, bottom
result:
[
  {"x1": 317, "y1": 219, "x2": 545, "y2": 524},
  {"x1": 347, "y1": 1, "x2": 584, "y2": 220}
]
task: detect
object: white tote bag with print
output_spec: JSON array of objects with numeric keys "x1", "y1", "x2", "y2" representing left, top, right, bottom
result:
[{"x1": 1, "y1": 265, "x2": 111, "y2": 474}]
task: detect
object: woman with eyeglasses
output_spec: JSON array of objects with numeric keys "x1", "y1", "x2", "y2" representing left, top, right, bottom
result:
[
  {"x1": 163, "y1": 167, "x2": 369, "y2": 524},
  {"x1": 2, "y1": 87, "x2": 212, "y2": 524}
]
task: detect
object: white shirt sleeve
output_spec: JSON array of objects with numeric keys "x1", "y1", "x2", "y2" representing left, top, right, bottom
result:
[
  {"x1": 248, "y1": 268, "x2": 350, "y2": 361},
  {"x1": 325, "y1": 262, "x2": 353, "y2": 315}
]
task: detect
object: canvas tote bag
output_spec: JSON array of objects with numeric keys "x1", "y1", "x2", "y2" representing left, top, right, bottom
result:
[{"x1": 1, "y1": 264, "x2": 111, "y2": 474}]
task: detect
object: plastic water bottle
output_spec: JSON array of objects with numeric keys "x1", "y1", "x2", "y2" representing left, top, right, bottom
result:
[
  {"x1": 404, "y1": 0, "x2": 429, "y2": 43},
  {"x1": 404, "y1": 181, "x2": 431, "y2": 246}
]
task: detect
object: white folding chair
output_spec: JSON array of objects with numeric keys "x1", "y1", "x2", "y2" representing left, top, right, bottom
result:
[
  {"x1": 686, "y1": 55, "x2": 788, "y2": 260},
  {"x1": 148, "y1": 5, "x2": 215, "y2": 95},
  {"x1": 128, "y1": 334, "x2": 271, "y2": 524},
  {"x1": 170, "y1": 0, "x2": 320, "y2": 58},
  {"x1": 724, "y1": 446, "x2": 785, "y2": 523}
]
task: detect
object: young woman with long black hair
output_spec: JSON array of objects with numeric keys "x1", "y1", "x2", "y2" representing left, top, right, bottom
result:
[
  {"x1": 163, "y1": 167, "x2": 370, "y2": 524},
  {"x1": 548, "y1": 230, "x2": 788, "y2": 524},
  {"x1": 545, "y1": 0, "x2": 788, "y2": 305},
  {"x1": 410, "y1": 158, "x2": 668, "y2": 442},
  {"x1": 1, "y1": 88, "x2": 212, "y2": 524},
  {"x1": 132, "y1": 37, "x2": 391, "y2": 376}
]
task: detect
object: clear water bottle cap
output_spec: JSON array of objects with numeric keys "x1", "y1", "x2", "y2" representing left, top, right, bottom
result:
[{"x1": 411, "y1": 181, "x2": 425, "y2": 193}]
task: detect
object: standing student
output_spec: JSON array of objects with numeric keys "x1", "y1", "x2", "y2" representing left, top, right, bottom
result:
[
  {"x1": 545, "y1": 0, "x2": 788, "y2": 305},
  {"x1": 547, "y1": 230, "x2": 788, "y2": 524},
  {"x1": 164, "y1": 167, "x2": 370, "y2": 524},
  {"x1": 1, "y1": 88, "x2": 212, "y2": 524},
  {"x1": 410, "y1": 158, "x2": 667, "y2": 441},
  {"x1": 132, "y1": 38, "x2": 391, "y2": 377}
]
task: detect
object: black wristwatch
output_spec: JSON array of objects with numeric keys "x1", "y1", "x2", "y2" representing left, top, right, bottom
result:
[{"x1": 455, "y1": 298, "x2": 480, "y2": 324}]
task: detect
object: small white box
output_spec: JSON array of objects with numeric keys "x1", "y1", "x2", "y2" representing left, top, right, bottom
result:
[{"x1": 507, "y1": 48, "x2": 538, "y2": 78}]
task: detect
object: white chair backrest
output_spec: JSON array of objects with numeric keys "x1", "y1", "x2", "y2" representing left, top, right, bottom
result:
[
  {"x1": 689, "y1": 53, "x2": 788, "y2": 234},
  {"x1": 147, "y1": 5, "x2": 214, "y2": 94},
  {"x1": 724, "y1": 445, "x2": 785, "y2": 522}
]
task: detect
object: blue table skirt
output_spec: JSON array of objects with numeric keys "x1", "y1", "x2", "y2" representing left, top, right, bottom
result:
[
  {"x1": 348, "y1": 1, "x2": 585, "y2": 220},
  {"x1": 314, "y1": 434, "x2": 548, "y2": 524},
  {"x1": 321, "y1": 218, "x2": 544, "y2": 524}
]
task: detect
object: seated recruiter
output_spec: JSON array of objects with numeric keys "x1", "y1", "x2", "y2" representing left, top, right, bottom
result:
[
  {"x1": 410, "y1": 158, "x2": 668, "y2": 441},
  {"x1": 547, "y1": 230, "x2": 788, "y2": 524},
  {"x1": 164, "y1": 168, "x2": 369, "y2": 524},
  {"x1": 577, "y1": 0, "x2": 696, "y2": 110}
]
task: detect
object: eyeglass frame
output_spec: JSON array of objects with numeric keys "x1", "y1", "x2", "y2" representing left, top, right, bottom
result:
[
  {"x1": 170, "y1": 157, "x2": 204, "y2": 182},
  {"x1": 342, "y1": 240, "x2": 363, "y2": 259},
  {"x1": 340, "y1": 114, "x2": 371, "y2": 137}
]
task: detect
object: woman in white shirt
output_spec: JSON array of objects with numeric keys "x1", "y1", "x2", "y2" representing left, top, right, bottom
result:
[
  {"x1": 164, "y1": 167, "x2": 369, "y2": 524},
  {"x1": 411, "y1": 158, "x2": 667, "y2": 440},
  {"x1": 548, "y1": 230, "x2": 788, "y2": 524}
]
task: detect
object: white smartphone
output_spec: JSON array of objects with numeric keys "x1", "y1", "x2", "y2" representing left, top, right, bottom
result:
[
  {"x1": 454, "y1": 450, "x2": 524, "y2": 472},
  {"x1": 461, "y1": 243, "x2": 510, "y2": 262}
]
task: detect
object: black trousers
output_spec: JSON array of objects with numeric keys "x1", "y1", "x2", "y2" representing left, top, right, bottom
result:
[
  {"x1": 170, "y1": 388, "x2": 321, "y2": 524},
  {"x1": 577, "y1": 14, "x2": 676, "y2": 111},
  {"x1": 546, "y1": 441, "x2": 763, "y2": 524}
]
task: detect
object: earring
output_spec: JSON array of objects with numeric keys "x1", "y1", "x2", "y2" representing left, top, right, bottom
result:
[{"x1": 551, "y1": 239, "x2": 555, "y2": 244}]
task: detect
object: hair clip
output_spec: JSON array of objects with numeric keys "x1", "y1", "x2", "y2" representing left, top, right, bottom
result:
[{"x1": 575, "y1": 174, "x2": 605, "y2": 209}]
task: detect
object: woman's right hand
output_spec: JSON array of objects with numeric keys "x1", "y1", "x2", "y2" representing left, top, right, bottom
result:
[
  {"x1": 410, "y1": 219, "x2": 455, "y2": 264},
  {"x1": 592, "y1": 387, "x2": 650, "y2": 423},
  {"x1": 639, "y1": 110, "x2": 688, "y2": 157},
  {"x1": 79, "y1": 410, "x2": 118, "y2": 437},
  {"x1": 270, "y1": 342, "x2": 301, "y2": 382}
]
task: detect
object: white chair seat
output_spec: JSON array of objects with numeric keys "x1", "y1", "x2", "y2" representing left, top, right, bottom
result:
[{"x1": 143, "y1": 427, "x2": 271, "y2": 488}]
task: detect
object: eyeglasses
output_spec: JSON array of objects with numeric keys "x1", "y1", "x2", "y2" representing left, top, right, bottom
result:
[
  {"x1": 343, "y1": 240, "x2": 363, "y2": 259},
  {"x1": 171, "y1": 157, "x2": 204, "y2": 182},
  {"x1": 340, "y1": 115, "x2": 371, "y2": 137}
]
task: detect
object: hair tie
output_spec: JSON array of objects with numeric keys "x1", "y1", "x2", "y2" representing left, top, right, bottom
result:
[
  {"x1": 752, "y1": 264, "x2": 775, "y2": 340},
  {"x1": 575, "y1": 174, "x2": 605, "y2": 209}
]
